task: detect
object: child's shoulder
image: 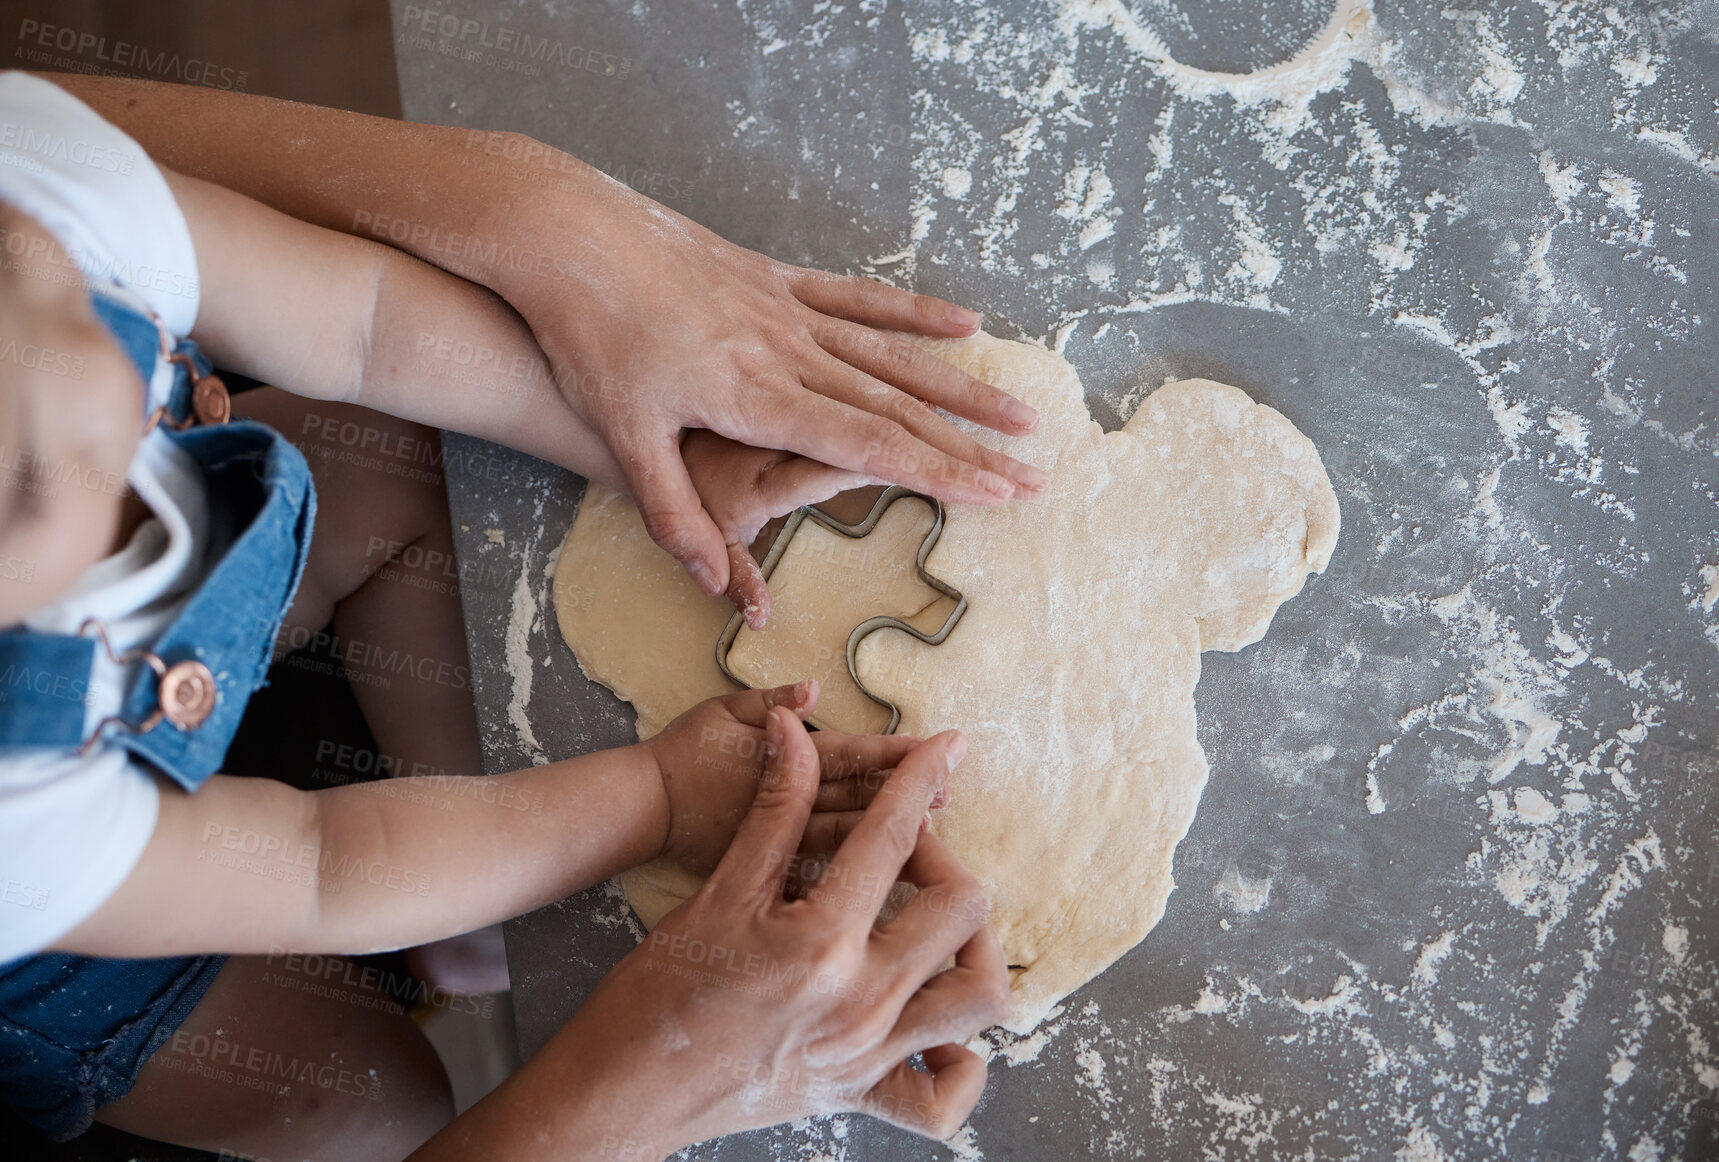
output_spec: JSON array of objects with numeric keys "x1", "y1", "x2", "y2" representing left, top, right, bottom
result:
[{"x1": 0, "y1": 71, "x2": 199, "y2": 336}]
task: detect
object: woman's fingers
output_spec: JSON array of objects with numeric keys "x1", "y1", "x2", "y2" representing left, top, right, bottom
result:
[
  {"x1": 608, "y1": 426, "x2": 732, "y2": 596},
  {"x1": 707, "y1": 707, "x2": 824, "y2": 903},
  {"x1": 879, "y1": 925, "x2": 1011, "y2": 1062},
  {"x1": 809, "y1": 319, "x2": 1039, "y2": 437},
  {"x1": 796, "y1": 810, "x2": 867, "y2": 863},
  {"x1": 800, "y1": 351, "x2": 1049, "y2": 496},
  {"x1": 808, "y1": 732, "x2": 960, "y2": 923},
  {"x1": 812, "y1": 730, "x2": 919, "y2": 783},
  {"x1": 782, "y1": 268, "x2": 983, "y2": 339},
  {"x1": 718, "y1": 387, "x2": 1017, "y2": 508},
  {"x1": 875, "y1": 831, "x2": 992, "y2": 987},
  {"x1": 811, "y1": 764, "x2": 948, "y2": 813},
  {"x1": 859, "y1": 1042, "x2": 990, "y2": 1141}
]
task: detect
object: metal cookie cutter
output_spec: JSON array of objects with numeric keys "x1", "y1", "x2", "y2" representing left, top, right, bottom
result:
[{"x1": 715, "y1": 486, "x2": 967, "y2": 733}]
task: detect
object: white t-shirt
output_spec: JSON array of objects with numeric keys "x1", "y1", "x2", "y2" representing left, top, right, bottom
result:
[{"x1": 0, "y1": 73, "x2": 210, "y2": 962}]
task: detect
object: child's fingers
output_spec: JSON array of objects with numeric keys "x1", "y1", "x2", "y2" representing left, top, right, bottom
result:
[
  {"x1": 806, "y1": 733, "x2": 959, "y2": 924},
  {"x1": 724, "y1": 539, "x2": 772, "y2": 630},
  {"x1": 813, "y1": 778, "x2": 880, "y2": 813},
  {"x1": 711, "y1": 679, "x2": 821, "y2": 728},
  {"x1": 754, "y1": 454, "x2": 869, "y2": 518},
  {"x1": 811, "y1": 731, "x2": 946, "y2": 812}
]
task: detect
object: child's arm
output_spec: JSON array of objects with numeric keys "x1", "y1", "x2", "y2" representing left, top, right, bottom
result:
[
  {"x1": 168, "y1": 166, "x2": 866, "y2": 615},
  {"x1": 163, "y1": 168, "x2": 631, "y2": 489},
  {"x1": 53, "y1": 683, "x2": 915, "y2": 959}
]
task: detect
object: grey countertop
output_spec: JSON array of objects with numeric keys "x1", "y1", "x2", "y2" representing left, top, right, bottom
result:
[{"x1": 394, "y1": 0, "x2": 1719, "y2": 1157}]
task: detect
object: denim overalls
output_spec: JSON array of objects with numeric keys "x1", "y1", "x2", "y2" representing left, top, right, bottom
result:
[{"x1": 0, "y1": 286, "x2": 316, "y2": 1139}]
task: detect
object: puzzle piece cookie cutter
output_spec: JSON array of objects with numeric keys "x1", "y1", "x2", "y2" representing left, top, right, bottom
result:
[{"x1": 715, "y1": 485, "x2": 967, "y2": 734}]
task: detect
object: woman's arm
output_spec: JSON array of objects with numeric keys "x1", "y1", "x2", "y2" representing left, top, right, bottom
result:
[{"x1": 47, "y1": 73, "x2": 1047, "y2": 599}]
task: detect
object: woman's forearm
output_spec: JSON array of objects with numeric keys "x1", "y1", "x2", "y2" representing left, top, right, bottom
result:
[{"x1": 41, "y1": 73, "x2": 591, "y2": 303}]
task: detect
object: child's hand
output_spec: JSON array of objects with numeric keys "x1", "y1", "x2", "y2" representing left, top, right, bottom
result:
[
  {"x1": 680, "y1": 431, "x2": 864, "y2": 628},
  {"x1": 645, "y1": 679, "x2": 941, "y2": 877}
]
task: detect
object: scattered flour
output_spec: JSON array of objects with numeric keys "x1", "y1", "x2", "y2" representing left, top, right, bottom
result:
[
  {"x1": 502, "y1": 493, "x2": 548, "y2": 764},
  {"x1": 712, "y1": 0, "x2": 1713, "y2": 1155},
  {"x1": 1214, "y1": 862, "x2": 1274, "y2": 913},
  {"x1": 1411, "y1": 931, "x2": 1457, "y2": 988}
]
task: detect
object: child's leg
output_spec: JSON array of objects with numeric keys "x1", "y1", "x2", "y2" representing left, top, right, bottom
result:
[
  {"x1": 233, "y1": 389, "x2": 507, "y2": 994},
  {"x1": 235, "y1": 389, "x2": 484, "y2": 784},
  {"x1": 97, "y1": 954, "x2": 452, "y2": 1161}
]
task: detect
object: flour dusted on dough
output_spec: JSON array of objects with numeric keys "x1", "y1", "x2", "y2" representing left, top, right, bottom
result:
[{"x1": 553, "y1": 330, "x2": 1339, "y2": 1031}]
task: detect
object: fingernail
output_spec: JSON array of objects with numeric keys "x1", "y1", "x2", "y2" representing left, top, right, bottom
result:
[
  {"x1": 978, "y1": 470, "x2": 1015, "y2": 499},
  {"x1": 794, "y1": 678, "x2": 815, "y2": 704},
  {"x1": 932, "y1": 786, "x2": 950, "y2": 808},
  {"x1": 945, "y1": 304, "x2": 981, "y2": 329},
  {"x1": 1007, "y1": 460, "x2": 1050, "y2": 491},
  {"x1": 688, "y1": 560, "x2": 721, "y2": 595},
  {"x1": 921, "y1": 810, "x2": 934, "y2": 832},
  {"x1": 1002, "y1": 397, "x2": 1039, "y2": 431},
  {"x1": 766, "y1": 708, "x2": 784, "y2": 754},
  {"x1": 944, "y1": 731, "x2": 967, "y2": 773}
]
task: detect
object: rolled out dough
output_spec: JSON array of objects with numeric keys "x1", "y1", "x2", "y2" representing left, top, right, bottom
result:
[{"x1": 553, "y1": 330, "x2": 1339, "y2": 1032}]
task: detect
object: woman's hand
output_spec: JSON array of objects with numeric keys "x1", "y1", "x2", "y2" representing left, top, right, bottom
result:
[
  {"x1": 481, "y1": 160, "x2": 1049, "y2": 598},
  {"x1": 644, "y1": 680, "x2": 945, "y2": 877},
  {"x1": 419, "y1": 709, "x2": 1008, "y2": 1161}
]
